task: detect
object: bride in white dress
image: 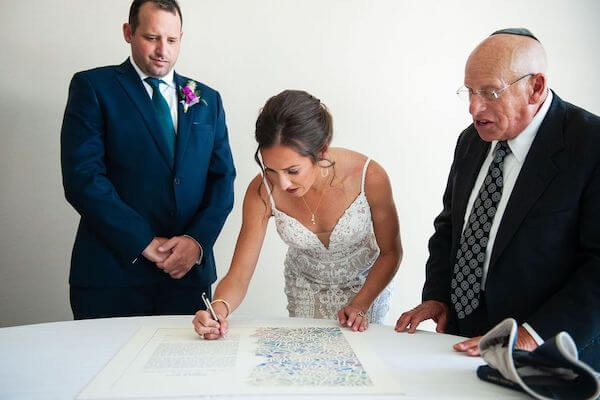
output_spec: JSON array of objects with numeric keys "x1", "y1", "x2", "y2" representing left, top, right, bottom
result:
[{"x1": 194, "y1": 90, "x2": 402, "y2": 339}]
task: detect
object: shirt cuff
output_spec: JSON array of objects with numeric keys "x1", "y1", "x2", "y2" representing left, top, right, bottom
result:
[
  {"x1": 522, "y1": 322, "x2": 544, "y2": 345},
  {"x1": 183, "y1": 234, "x2": 203, "y2": 265}
]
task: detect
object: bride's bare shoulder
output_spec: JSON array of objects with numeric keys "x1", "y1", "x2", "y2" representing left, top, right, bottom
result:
[
  {"x1": 329, "y1": 147, "x2": 370, "y2": 177},
  {"x1": 244, "y1": 174, "x2": 272, "y2": 215}
]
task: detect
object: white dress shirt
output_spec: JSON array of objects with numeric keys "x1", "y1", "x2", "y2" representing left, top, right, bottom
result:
[
  {"x1": 461, "y1": 90, "x2": 553, "y2": 344},
  {"x1": 130, "y1": 57, "x2": 179, "y2": 131}
]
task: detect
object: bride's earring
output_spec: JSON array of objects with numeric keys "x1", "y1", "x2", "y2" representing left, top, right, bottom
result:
[{"x1": 320, "y1": 167, "x2": 329, "y2": 178}]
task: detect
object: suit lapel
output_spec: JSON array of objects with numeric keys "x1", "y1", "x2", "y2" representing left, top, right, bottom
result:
[
  {"x1": 115, "y1": 59, "x2": 174, "y2": 169},
  {"x1": 452, "y1": 132, "x2": 490, "y2": 244},
  {"x1": 173, "y1": 73, "x2": 193, "y2": 173},
  {"x1": 489, "y1": 94, "x2": 565, "y2": 268}
]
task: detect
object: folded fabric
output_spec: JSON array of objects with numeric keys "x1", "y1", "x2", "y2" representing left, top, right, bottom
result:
[{"x1": 477, "y1": 318, "x2": 600, "y2": 400}]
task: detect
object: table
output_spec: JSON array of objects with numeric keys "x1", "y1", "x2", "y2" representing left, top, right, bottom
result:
[{"x1": 0, "y1": 315, "x2": 527, "y2": 399}]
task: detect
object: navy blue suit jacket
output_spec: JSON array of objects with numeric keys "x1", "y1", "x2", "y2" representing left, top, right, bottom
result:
[
  {"x1": 61, "y1": 59, "x2": 235, "y2": 288},
  {"x1": 423, "y1": 93, "x2": 600, "y2": 369}
]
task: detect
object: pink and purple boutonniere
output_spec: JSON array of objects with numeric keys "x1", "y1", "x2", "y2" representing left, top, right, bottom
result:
[{"x1": 179, "y1": 80, "x2": 207, "y2": 113}]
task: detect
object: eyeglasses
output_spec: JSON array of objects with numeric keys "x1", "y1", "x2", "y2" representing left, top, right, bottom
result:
[{"x1": 456, "y1": 73, "x2": 535, "y2": 102}]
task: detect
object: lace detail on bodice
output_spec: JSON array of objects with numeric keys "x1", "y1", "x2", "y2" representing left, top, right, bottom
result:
[{"x1": 264, "y1": 159, "x2": 393, "y2": 323}]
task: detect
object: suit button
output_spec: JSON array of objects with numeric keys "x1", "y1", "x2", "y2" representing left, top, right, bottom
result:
[
  {"x1": 169, "y1": 210, "x2": 175, "y2": 217},
  {"x1": 173, "y1": 178, "x2": 180, "y2": 185}
]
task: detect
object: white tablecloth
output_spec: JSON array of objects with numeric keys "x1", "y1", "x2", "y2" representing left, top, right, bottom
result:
[{"x1": 0, "y1": 315, "x2": 527, "y2": 399}]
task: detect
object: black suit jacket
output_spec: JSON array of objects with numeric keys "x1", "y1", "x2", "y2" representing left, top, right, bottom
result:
[{"x1": 423, "y1": 92, "x2": 600, "y2": 368}]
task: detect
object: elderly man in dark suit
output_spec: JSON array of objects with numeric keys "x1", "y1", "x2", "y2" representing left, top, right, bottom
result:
[
  {"x1": 61, "y1": 0, "x2": 235, "y2": 318},
  {"x1": 396, "y1": 28, "x2": 600, "y2": 370}
]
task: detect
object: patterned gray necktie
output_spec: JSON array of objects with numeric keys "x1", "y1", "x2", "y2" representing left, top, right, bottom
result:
[{"x1": 451, "y1": 141, "x2": 511, "y2": 319}]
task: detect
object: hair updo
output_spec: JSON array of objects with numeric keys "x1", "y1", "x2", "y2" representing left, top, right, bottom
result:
[{"x1": 254, "y1": 90, "x2": 333, "y2": 169}]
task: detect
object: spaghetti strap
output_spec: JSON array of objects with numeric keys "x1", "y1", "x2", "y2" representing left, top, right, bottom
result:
[
  {"x1": 260, "y1": 172, "x2": 276, "y2": 210},
  {"x1": 361, "y1": 158, "x2": 371, "y2": 193}
]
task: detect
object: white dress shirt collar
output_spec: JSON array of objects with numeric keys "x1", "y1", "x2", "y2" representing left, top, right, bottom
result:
[
  {"x1": 129, "y1": 57, "x2": 175, "y2": 89},
  {"x1": 128, "y1": 57, "x2": 179, "y2": 130}
]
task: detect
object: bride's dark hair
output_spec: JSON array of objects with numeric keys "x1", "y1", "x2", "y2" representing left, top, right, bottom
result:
[{"x1": 254, "y1": 90, "x2": 334, "y2": 170}]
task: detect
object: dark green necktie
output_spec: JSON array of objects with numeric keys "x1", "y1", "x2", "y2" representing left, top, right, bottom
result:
[{"x1": 144, "y1": 77, "x2": 175, "y2": 158}]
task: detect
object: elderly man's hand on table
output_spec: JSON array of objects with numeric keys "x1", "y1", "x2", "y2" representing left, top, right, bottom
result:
[
  {"x1": 453, "y1": 325, "x2": 539, "y2": 356},
  {"x1": 395, "y1": 300, "x2": 449, "y2": 333}
]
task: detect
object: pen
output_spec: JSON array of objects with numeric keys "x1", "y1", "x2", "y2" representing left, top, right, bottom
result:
[{"x1": 202, "y1": 292, "x2": 220, "y2": 322}]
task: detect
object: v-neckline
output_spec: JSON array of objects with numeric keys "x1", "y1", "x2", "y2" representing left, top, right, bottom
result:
[{"x1": 273, "y1": 192, "x2": 365, "y2": 251}]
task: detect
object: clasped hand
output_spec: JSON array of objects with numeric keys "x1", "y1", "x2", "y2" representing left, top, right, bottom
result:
[{"x1": 142, "y1": 236, "x2": 200, "y2": 279}]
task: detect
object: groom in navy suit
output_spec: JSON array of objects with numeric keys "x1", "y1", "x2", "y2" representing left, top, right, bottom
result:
[{"x1": 61, "y1": 0, "x2": 235, "y2": 318}]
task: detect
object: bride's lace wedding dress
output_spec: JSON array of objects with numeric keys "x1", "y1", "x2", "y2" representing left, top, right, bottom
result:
[{"x1": 262, "y1": 159, "x2": 392, "y2": 323}]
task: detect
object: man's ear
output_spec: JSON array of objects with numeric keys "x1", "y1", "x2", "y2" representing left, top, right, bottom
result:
[
  {"x1": 529, "y1": 73, "x2": 547, "y2": 104},
  {"x1": 123, "y1": 23, "x2": 133, "y2": 43}
]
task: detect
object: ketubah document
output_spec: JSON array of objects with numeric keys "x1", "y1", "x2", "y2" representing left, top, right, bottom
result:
[{"x1": 78, "y1": 319, "x2": 405, "y2": 398}]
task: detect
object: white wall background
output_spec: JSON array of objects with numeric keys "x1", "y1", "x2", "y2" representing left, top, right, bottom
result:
[{"x1": 1, "y1": 0, "x2": 599, "y2": 328}]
